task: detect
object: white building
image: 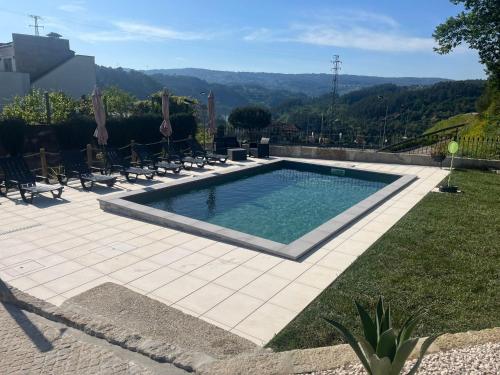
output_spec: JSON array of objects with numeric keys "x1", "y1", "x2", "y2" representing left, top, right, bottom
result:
[{"x1": 0, "y1": 33, "x2": 96, "y2": 109}]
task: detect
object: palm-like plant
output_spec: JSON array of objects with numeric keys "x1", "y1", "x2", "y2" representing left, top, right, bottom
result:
[{"x1": 324, "y1": 297, "x2": 441, "y2": 375}]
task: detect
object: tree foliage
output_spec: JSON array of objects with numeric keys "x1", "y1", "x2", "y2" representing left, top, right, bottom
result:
[
  {"x1": 102, "y1": 86, "x2": 136, "y2": 118},
  {"x1": 433, "y1": 0, "x2": 500, "y2": 86},
  {"x1": 2, "y1": 89, "x2": 77, "y2": 124},
  {"x1": 228, "y1": 106, "x2": 272, "y2": 130}
]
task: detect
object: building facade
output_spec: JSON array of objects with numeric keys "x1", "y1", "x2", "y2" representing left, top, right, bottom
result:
[{"x1": 0, "y1": 33, "x2": 96, "y2": 108}]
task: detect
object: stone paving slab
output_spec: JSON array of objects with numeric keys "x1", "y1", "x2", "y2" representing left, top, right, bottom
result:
[
  {"x1": 0, "y1": 157, "x2": 449, "y2": 345},
  {"x1": 63, "y1": 282, "x2": 261, "y2": 360},
  {"x1": 0, "y1": 301, "x2": 187, "y2": 375}
]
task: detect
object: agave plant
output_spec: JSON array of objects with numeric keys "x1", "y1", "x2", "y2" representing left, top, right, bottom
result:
[{"x1": 324, "y1": 297, "x2": 441, "y2": 375}]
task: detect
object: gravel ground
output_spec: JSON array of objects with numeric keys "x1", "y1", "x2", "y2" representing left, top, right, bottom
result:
[{"x1": 305, "y1": 342, "x2": 500, "y2": 375}]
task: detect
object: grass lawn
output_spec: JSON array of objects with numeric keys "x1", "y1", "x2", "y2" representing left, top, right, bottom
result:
[{"x1": 268, "y1": 169, "x2": 500, "y2": 351}]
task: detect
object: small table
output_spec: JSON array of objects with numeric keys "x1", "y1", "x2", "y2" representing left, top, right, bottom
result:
[{"x1": 227, "y1": 148, "x2": 247, "y2": 161}]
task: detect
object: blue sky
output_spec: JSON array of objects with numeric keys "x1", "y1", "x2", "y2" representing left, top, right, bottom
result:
[{"x1": 0, "y1": 0, "x2": 486, "y2": 79}]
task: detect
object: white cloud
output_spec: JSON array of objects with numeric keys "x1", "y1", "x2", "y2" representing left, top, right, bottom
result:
[
  {"x1": 295, "y1": 25, "x2": 435, "y2": 52},
  {"x1": 243, "y1": 10, "x2": 436, "y2": 52},
  {"x1": 58, "y1": 2, "x2": 86, "y2": 13},
  {"x1": 80, "y1": 21, "x2": 209, "y2": 42}
]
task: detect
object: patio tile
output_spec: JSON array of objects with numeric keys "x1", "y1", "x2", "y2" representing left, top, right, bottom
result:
[
  {"x1": 1, "y1": 248, "x2": 52, "y2": 266},
  {"x1": 198, "y1": 242, "x2": 237, "y2": 258},
  {"x1": 268, "y1": 260, "x2": 312, "y2": 281},
  {"x1": 128, "y1": 266, "x2": 183, "y2": 293},
  {"x1": 44, "y1": 267, "x2": 104, "y2": 294},
  {"x1": 214, "y1": 265, "x2": 262, "y2": 290},
  {"x1": 317, "y1": 251, "x2": 357, "y2": 271},
  {"x1": 175, "y1": 283, "x2": 234, "y2": 315},
  {"x1": 296, "y1": 265, "x2": 341, "y2": 289},
  {"x1": 145, "y1": 228, "x2": 178, "y2": 241},
  {"x1": 181, "y1": 237, "x2": 217, "y2": 251},
  {"x1": 27, "y1": 260, "x2": 84, "y2": 284},
  {"x1": 203, "y1": 292, "x2": 264, "y2": 328},
  {"x1": 61, "y1": 276, "x2": 122, "y2": 299},
  {"x1": 163, "y1": 232, "x2": 198, "y2": 246},
  {"x1": 199, "y1": 316, "x2": 232, "y2": 331},
  {"x1": 74, "y1": 252, "x2": 109, "y2": 267},
  {"x1": 349, "y1": 229, "x2": 383, "y2": 244},
  {"x1": 46, "y1": 295, "x2": 67, "y2": 306},
  {"x1": 7, "y1": 276, "x2": 39, "y2": 290},
  {"x1": 25, "y1": 285, "x2": 58, "y2": 300},
  {"x1": 91, "y1": 253, "x2": 141, "y2": 274},
  {"x1": 268, "y1": 282, "x2": 321, "y2": 313},
  {"x1": 234, "y1": 303, "x2": 297, "y2": 345},
  {"x1": 189, "y1": 258, "x2": 239, "y2": 281},
  {"x1": 109, "y1": 259, "x2": 162, "y2": 283},
  {"x1": 168, "y1": 252, "x2": 214, "y2": 273},
  {"x1": 242, "y1": 253, "x2": 283, "y2": 272},
  {"x1": 152, "y1": 274, "x2": 208, "y2": 303},
  {"x1": 240, "y1": 273, "x2": 290, "y2": 301},
  {"x1": 219, "y1": 248, "x2": 260, "y2": 265},
  {"x1": 148, "y1": 247, "x2": 199, "y2": 266},
  {"x1": 334, "y1": 239, "x2": 370, "y2": 257}
]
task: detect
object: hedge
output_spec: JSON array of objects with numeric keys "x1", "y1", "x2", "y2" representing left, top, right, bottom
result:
[{"x1": 0, "y1": 113, "x2": 197, "y2": 156}]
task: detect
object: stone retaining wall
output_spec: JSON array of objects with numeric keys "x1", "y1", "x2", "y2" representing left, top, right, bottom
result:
[{"x1": 270, "y1": 145, "x2": 500, "y2": 169}]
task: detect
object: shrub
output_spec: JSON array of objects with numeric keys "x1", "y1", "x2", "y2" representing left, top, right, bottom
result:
[
  {"x1": 0, "y1": 118, "x2": 27, "y2": 155},
  {"x1": 324, "y1": 297, "x2": 440, "y2": 375},
  {"x1": 228, "y1": 106, "x2": 272, "y2": 130}
]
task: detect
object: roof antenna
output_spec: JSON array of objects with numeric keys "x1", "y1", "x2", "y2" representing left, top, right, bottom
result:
[{"x1": 29, "y1": 15, "x2": 44, "y2": 36}]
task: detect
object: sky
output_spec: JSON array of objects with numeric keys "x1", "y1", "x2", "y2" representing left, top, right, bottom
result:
[{"x1": 0, "y1": 0, "x2": 486, "y2": 79}]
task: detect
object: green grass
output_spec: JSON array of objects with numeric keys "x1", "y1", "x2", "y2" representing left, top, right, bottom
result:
[
  {"x1": 424, "y1": 113, "x2": 480, "y2": 135},
  {"x1": 267, "y1": 170, "x2": 500, "y2": 351}
]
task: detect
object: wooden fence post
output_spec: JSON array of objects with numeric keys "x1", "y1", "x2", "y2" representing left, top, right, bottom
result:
[
  {"x1": 130, "y1": 140, "x2": 136, "y2": 162},
  {"x1": 40, "y1": 148, "x2": 48, "y2": 177},
  {"x1": 86, "y1": 144, "x2": 93, "y2": 167}
]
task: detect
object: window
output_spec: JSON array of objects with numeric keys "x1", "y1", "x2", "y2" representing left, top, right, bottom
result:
[{"x1": 4, "y1": 58, "x2": 13, "y2": 72}]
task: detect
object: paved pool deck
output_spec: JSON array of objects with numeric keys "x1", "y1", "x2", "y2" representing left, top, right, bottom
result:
[{"x1": 0, "y1": 157, "x2": 448, "y2": 345}]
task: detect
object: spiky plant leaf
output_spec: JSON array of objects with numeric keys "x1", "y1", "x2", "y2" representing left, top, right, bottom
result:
[
  {"x1": 323, "y1": 318, "x2": 372, "y2": 375},
  {"x1": 406, "y1": 334, "x2": 442, "y2": 375},
  {"x1": 369, "y1": 354, "x2": 392, "y2": 375},
  {"x1": 376, "y1": 297, "x2": 385, "y2": 338},
  {"x1": 358, "y1": 336, "x2": 376, "y2": 360},
  {"x1": 391, "y1": 338, "x2": 419, "y2": 374},
  {"x1": 376, "y1": 328, "x2": 397, "y2": 361},
  {"x1": 355, "y1": 301, "x2": 377, "y2": 349},
  {"x1": 397, "y1": 310, "x2": 425, "y2": 347},
  {"x1": 381, "y1": 304, "x2": 391, "y2": 333}
]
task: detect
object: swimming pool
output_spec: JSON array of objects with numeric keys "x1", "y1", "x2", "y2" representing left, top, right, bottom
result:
[{"x1": 100, "y1": 160, "x2": 417, "y2": 259}]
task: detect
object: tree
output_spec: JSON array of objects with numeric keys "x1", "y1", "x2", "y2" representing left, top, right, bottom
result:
[
  {"x1": 1, "y1": 89, "x2": 77, "y2": 124},
  {"x1": 433, "y1": 0, "x2": 500, "y2": 86},
  {"x1": 228, "y1": 106, "x2": 272, "y2": 130},
  {"x1": 102, "y1": 86, "x2": 136, "y2": 118}
]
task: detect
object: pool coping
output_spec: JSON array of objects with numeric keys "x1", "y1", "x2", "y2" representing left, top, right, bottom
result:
[{"x1": 98, "y1": 159, "x2": 417, "y2": 260}]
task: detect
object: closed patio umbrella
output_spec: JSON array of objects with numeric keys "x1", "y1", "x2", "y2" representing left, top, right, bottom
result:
[
  {"x1": 92, "y1": 86, "x2": 108, "y2": 145},
  {"x1": 207, "y1": 91, "x2": 216, "y2": 136},
  {"x1": 159, "y1": 89, "x2": 173, "y2": 138}
]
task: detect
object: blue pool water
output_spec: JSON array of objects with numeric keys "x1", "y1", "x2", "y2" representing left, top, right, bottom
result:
[{"x1": 141, "y1": 165, "x2": 391, "y2": 244}]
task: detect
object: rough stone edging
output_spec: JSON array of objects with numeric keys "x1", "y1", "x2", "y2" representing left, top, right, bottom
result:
[
  {"x1": 198, "y1": 327, "x2": 500, "y2": 374},
  {"x1": 0, "y1": 282, "x2": 215, "y2": 373}
]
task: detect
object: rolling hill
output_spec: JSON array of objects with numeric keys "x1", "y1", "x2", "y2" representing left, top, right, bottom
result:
[{"x1": 143, "y1": 68, "x2": 449, "y2": 97}]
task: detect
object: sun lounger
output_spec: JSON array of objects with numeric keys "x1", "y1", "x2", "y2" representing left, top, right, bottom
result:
[
  {"x1": 187, "y1": 138, "x2": 227, "y2": 164},
  {"x1": 0, "y1": 156, "x2": 63, "y2": 203},
  {"x1": 133, "y1": 144, "x2": 182, "y2": 175},
  {"x1": 105, "y1": 147, "x2": 155, "y2": 182},
  {"x1": 58, "y1": 149, "x2": 117, "y2": 190},
  {"x1": 164, "y1": 142, "x2": 205, "y2": 170}
]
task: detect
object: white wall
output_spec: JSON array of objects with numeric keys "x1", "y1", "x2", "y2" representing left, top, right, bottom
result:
[
  {"x1": 32, "y1": 55, "x2": 96, "y2": 99},
  {"x1": 0, "y1": 72, "x2": 30, "y2": 109}
]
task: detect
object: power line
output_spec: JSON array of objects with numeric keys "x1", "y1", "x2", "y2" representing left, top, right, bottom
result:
[{"x1": 29, "y1": 14, "x2": 44, "y2": 36}]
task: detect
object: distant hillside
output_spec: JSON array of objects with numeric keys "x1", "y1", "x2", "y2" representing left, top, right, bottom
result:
[
  {"x1": 143, "y1": 68, "x2": 449, "y2": 97},
  {"x1": 96, "y1": 66, "x2": 306, "y2": 115},
  {"x1": 96, "y1": 66, "x2": 161, "y2": 99},
  {"x1": 273, "y1": 80, "x2": 485, "y2": 143}
]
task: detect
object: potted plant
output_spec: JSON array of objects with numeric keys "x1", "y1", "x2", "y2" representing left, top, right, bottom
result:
[{"x1": 324, "y1": 297, "x2": 441, "y2": 375}]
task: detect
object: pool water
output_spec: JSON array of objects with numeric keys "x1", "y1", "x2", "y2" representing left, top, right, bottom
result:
[{"x1": 142, "y1": 166, "x2": 390, "y2": 244}]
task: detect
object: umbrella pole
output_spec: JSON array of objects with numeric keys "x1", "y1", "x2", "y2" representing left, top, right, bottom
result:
[{"x1": 203, "y1": 117, "x2": 207, "y2": 150}]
